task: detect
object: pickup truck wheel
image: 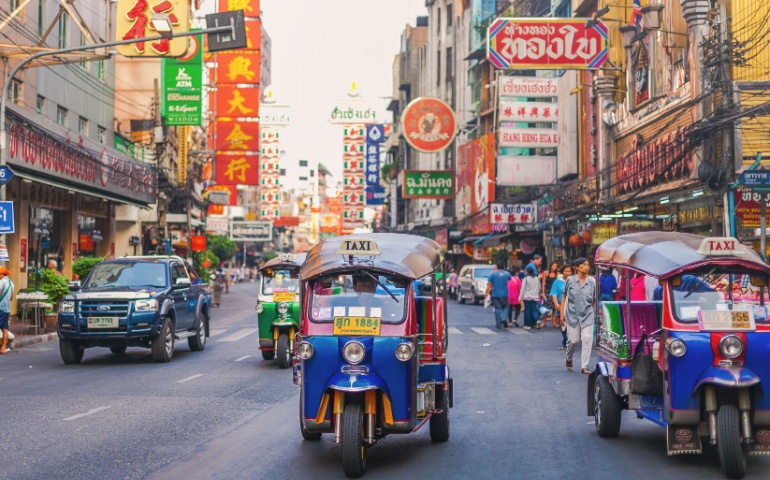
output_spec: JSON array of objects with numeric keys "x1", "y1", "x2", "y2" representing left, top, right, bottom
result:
[
  {"x1": 188, "y1": 312, "x2": 206, "y2": 352},
  {"x1": 277, "y1": 333, "x2": 291, "y2": 369},
  {"x1": 60, "y1": 339, "x2": 84, "y2": 364},
  {"x1": 109, "y1": 346, "x2": 127, "y2": 354},
  {"x1": 471, "y1": 288, "x2": 481, "y2": 305},
  {"x1": 151, "y1": 317, "x2": 174, "y2": 363}
]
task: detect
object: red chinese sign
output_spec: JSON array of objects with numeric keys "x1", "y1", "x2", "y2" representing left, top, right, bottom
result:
[
  {"x1": 218, "y1": 0, "x2": 260, "y2": 14},
  {"x1": 487, "y1": 18, "x2": 609, "y2": 70},
  {"x1": 215, "y1": 121, "x2": 260, "y2": 151},
  {"x1": 216, "y1": 86, "x2": 261, "y2": 118},
  {"x1": 191, "y1": 235, "x2": 207, "y2": 252},
  {"x1": 400, "y1": 97, "x2": 457, "y2": 153},
  {"x1": 115, "y1": 0, "x2": 190, "y2": 57},
  {"x1": 215, "y1": 153, "x2": 259, "y2": 185},
  {"x1": 615, "y1": 127, "x2": 694, "y2": 196},
  {"x1": 227, "y1": 20, "x2": 262, "y2": 54},
  {"x1": 216, "y1": 53, "x2": 261, "y2": 84}
]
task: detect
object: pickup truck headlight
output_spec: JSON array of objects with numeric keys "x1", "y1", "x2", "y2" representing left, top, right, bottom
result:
[
  {"x1": 59, "y1": 301, "x2": 75, "y2": 314},
  {"x1": 135, "y1": 299, "x2": 159, "y2": 312}
]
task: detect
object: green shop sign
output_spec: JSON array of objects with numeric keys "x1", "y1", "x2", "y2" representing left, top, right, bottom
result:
[
  {"x1": 402, "y1": 170, "x2": 454, "y2": 199},
  {"x1": 161, "y1": 34, "x2": 203, "y2": 126}
]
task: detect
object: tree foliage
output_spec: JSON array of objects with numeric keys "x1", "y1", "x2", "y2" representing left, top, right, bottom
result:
[
  {"x1": 72, "y1": 256, "x2": 104, "y2": 281},
  {"x1": 37, "y1": 268, "x2": 71, "y2": 308},
  {"x1": 206, "y1": 234, "x2": 237, "y2": 265}
]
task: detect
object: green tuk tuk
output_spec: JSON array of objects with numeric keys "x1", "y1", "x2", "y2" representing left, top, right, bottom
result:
[{"x1": 256, "y1": 253, "x2": 305, "y2": 368}]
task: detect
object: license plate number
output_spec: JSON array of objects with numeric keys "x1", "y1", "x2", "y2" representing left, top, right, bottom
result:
[
  {"x1": 87, "y1": 316, "x2": 119, "y2": 328},
  {"x1": 698, "y1": 310, "x2": 755, "y2": 331},
  {"x1": 333, "y1": 316, "x2": 381, "y2": 336},
  {"x1": 273, "y1": 291, "x2": 297, "y2": 302}
]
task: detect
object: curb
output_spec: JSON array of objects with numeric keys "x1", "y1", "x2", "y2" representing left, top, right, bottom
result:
[{"x1": 13, "y1": 333, "x2": 58, "y2": 349}]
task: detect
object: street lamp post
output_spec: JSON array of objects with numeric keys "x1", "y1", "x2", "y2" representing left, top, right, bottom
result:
[{"x1": 0, "y1": 18, "x2": 242, "y2": 255}]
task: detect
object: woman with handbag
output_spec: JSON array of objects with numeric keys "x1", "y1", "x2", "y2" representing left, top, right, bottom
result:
[
  {"x1": 518, "y1": 265, "x2": 541, "y2": 330},
  {"x1": 541, "y1": 261, "x2": 559, "y2": 328}
]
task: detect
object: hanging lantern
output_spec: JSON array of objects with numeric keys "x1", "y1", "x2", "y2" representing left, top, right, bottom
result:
[
  {"x1": 569, "y1": 234, "x2": 584, "y2": 247},
  {"x1": 203, "y1": 258, "x2": 211, "y2": 268},
  {"x1": 551, "y1": 237, "x2": 561, "y2": 247},
  {"x1": 583, "y1": 230, "x2": 592, "y2": 243}
]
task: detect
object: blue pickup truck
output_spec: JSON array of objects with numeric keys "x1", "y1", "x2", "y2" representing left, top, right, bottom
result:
[{"x1": 57, "y1": 256, "x2": 211, "y2": 364}]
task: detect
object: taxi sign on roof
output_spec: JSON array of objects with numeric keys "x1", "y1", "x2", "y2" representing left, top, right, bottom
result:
[
  {"x1": 336, "y1": 238, "x2": 381, "y2": 256},
  {"x1": 278, "y1": 253, "x2": 296, "y2": 262},
  {"x1": 696, "y1": 237, "x2": 744, "y2": 256}
]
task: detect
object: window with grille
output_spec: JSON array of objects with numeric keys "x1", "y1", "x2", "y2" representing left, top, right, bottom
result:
[
  {"x1": 97, "y1": 60, "x2": 105, "y2": 81},
  {"x1": 8, "y1": 79, "x2": 22, "y2": 106},
  {"x1": 78, "y1": 117, "x2": 88, "y2": 135},
  {"x1": 98, "y1": 126, "x2": 106, "y2": 144},
  {"x1": 36, "y1": 95, "x2": 45, "y2": 114},
  {"x1": 57, "y1": 106, "x2": 68, "y2": 126},
  {"x1": 58, "y1": 11, "x2": 68, "y2": 48},
  {"x1": 38, "y1": 0, "x2": 45, "y2": 36}
]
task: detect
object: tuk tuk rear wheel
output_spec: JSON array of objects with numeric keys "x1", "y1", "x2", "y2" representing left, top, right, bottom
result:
[
  {"x1": 430, "y1": 386, "x2": 450, "y2": 442},
  {"x1": 342, "y1": 404, "x2": 366, "y2": 478},
  {"x1": 277, "y1": 333, "x2": 291, "y2": 369},
  {"x1": 595, "y1": 375, "x2": 622, "y2": 438},
  {"x1": 261, "y1": 350, "x2": 275, "y2": 360},
  {"x1": 717, "y1": 404, "x2": 748, "y2": 479}
]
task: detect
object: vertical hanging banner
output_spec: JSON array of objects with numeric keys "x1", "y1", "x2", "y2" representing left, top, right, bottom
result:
[
  {"x1": 178, "y1": 126, "x2": 190, "y2": 185},
  {"x1": 259, "y1": 127, "x2": 281, "y2": 219},
  {"x1": 162, "y1": 33, "x2": 203, "y2": 125},
  {"x1": 216, "y1": 52, "x2": 261, "y2": 84},
  {"x1": 365, "y1": 142, "x2": 380, "y2": 186},
  {"x1": 342, "y1": 124, "x2": 366, "y2": 228}
]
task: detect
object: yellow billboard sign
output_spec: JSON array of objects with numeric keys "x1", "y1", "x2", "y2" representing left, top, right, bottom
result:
[{"x1": 116, "y1": 0, "x2": 190, "y2": 57}]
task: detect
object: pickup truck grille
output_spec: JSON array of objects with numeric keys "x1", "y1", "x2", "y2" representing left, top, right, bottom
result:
[{"x1": 80, "y1": 301, "x2": 131, "y2": 317}]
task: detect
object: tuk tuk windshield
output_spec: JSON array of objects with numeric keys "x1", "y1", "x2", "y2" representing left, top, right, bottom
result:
[
  {"x1": 262, "y1": 269, "x2": 300, "y2": 295},
  {"x1": 670, "y1": 271, "x2": 770, "y2": 324},
  {"x1": 309, "y1": 274, "x2": 408, "y2": 324}
]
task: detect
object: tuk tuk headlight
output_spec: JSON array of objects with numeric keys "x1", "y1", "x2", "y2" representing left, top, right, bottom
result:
[
  {"x1": 343, "y1": 341, "x2": 365, "y2": 364},
  {"x1": 297, "y1": 342, "x2": 314, "y2": 360},
  {"x1": 666, "y1": 338, "x2": 687, "y2": 357},
  {"x1": 256, "y1": 304, "x2": 264, "y2": 313},
  {"x1": 395, "y1": 343, "x2": 414, "y2": 361},
  {"x1": 719, "y1": 335, "x2": 744, "y2": 359},
  {"x1": 277, "y1": 302, "x2": 289, "y2": 315}
]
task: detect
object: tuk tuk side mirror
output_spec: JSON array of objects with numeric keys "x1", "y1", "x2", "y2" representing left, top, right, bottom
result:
[
  {"x1": 670, "y1": 275, "x2": 682, "y2": 287},
  {"x1": 750, "y1": 275, "x2": 768, "y2": 288}
]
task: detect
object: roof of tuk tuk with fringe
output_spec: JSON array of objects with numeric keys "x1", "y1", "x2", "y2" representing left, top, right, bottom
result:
[
  {"x1": 594, "y1": 232, "x2": 770, "y2": 279},
  {"x1": 300, "y1": 233, "x2": 445, "y2": 280},
  {"x1": 259, "y1": 253, "x2": 307, "y2": 273}
]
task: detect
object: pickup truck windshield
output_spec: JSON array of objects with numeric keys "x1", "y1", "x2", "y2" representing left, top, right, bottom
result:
[{"x1": 84, "y1": 262, "x2": 168, "y2": 289}]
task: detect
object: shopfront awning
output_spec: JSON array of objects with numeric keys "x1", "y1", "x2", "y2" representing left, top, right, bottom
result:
[
  {"x1": 13, "y1": 170, "x2": 152, "y2": 208},
  {"x1": 166, "y1": 213, "x2": 205, "y2": 228},
  {"x1": 478, "y1": 233, "x2": 512, "y2": 247}
]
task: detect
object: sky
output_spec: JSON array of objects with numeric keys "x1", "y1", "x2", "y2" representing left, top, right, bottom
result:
[{"x1": 259, "y1": 0, "x2": 429, "y2": 186}]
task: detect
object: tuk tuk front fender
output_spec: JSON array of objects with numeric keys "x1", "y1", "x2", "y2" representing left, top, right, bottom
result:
[
  {"x1": 693, "y1": 367, "x2": 761, "y2": 393},
  {"x1": 326, "y1": 372, "x2": 391, "y2": 396}
]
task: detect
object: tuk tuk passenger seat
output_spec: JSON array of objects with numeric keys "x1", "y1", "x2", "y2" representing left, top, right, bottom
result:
[
  {"x1": 414, "y1": 296, "x2": 444, "y2": 359},
  {"x1": 627, "y1": 301, "x2": 662, "y2": 353}
]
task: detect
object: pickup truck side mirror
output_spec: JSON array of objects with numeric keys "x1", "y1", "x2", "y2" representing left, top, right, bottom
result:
[
  {"x1": 174, "y1": 277, "x2": 192, "y2": 288},
  {"x1": 68, "y1": 281, "x2": 81, "y2": 292}
]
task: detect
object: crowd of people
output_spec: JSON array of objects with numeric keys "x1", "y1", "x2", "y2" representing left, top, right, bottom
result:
[{"x1": 472, "y1": 255, "x2": 603, "y2": 375}]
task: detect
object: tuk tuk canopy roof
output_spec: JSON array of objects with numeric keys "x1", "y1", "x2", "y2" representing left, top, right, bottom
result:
[
  {"x1": 300, "y1": 233, "x2": 444, "y2": 280},
  {"x1": 594, "y1": 232, "x2": 770, "y2": 278},
  {"x1": 259, "y1": 253, "x2": 307, "y2": 273}
]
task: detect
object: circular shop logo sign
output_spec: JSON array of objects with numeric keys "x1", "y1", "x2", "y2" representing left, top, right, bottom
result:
[{"x1": 401, "y1": 97, "x2": 457, "y2": 153}]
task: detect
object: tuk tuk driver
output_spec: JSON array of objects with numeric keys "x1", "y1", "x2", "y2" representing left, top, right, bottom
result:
[{"x1": 352, "y1": 274, "x2": 377, "y2": 294}]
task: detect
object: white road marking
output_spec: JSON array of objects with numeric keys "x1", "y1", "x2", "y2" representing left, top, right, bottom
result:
[
  {"x1": 235, "y1": 355, "x2": 251, "y2": 362},
  {"x1": 63, "y1": 406, "x2": 112, "y2": 421},
  {"x1": 177, "y1": 374, "x2": 204, "y2": 383},
  {"x1": 218, "y1": 328, "x2": 259, "y2": 342},
  {"x1": 507, "y1": 328, "x2": 527, "y2": 335},
  {"x1": 470, "y1": 327, "x2": 497, "y2": 335},
  {"x1": 208, "y1": 328, "x2": 227, "y2": 337},
  {"x1": 447, "y1": 327, "x2": 463, "y2": 335}
]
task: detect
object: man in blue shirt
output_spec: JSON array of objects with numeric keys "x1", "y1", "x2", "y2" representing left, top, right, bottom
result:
[
  {"x1": 0, "y1": 266, "x2": 14, "y2": 354},
  {"x1": 550, "y1": 264, "x2": 572, "y2": 350},
  {"x1": 485, "y1": 263, "x2": 513, "y2": 329},
  {"x1": 526, "y1": 254, "x2": 543, "y2": 276}
]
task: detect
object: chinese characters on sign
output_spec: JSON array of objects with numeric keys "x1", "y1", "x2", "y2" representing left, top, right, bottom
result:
[
  {"x1": 217, "y1": 85, "x2": 260, "y2": 116},
  {"x1": 365, "y1": 142, "x2": 380, "y2": 186},
  {"x1": 215, "y1": 153, "x2": 259, "y2": 185},
  {"x1": 216, "y1": 53, "x2": 261, "y2": 84},
  {"x1": 499, "y1": 101, "x2": 559, "y2": 123},
  {"x1": 259, "y1": 127, "x2": 281, "y2": 219},
  {"x1": 489, "y1": 203, "x2": 537, "y2": 225},
  {"x1": 116, "y1": 0, "x2": 190, "y2": 57},
  {"x1": 215, "y1": 121, "x2": 260, "y2": 151}
]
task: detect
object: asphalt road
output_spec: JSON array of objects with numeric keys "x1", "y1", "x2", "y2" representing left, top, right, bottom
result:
[{"x1": 2, "y1": 282, "x2": 769, "y2": 479}]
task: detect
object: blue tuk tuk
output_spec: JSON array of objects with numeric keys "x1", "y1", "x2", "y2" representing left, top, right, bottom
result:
[
  {"x1": 295, "y1": 233, "x2": 452, "y2": 477},
  {"x1": 589, "y1": 232, "x2": 770, "y2": 478}
]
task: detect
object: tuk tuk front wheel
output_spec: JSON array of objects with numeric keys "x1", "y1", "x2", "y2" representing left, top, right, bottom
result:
[
  {"x1": 595, "y1": 375, "x2": 622, "y2": 438},
  {"x1": 342, "y1": 404, "x2": 366, "y2": 478},
  {"x1": 430, "y1": 386, "x2": 450, "y2": 442},
  {"x1": 717, "y1": 404, "x2": 748, "y2": 479},
  {"x1": 277, "y1": 333, "x2": 291, "y2": 369}
]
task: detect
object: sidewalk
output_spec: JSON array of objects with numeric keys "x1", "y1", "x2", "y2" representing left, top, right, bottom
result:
[{"x1": 6, "y1": 326, "x2": 58, "y2": 350}]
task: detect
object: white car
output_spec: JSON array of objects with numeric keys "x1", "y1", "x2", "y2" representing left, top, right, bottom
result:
[{"x1": 457, "y1": 264, "x2": 494, "y2": 305}]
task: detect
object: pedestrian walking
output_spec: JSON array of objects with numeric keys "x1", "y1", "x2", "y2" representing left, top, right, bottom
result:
[
  {"x1": 527, "y1": 254, "x2": 543, "y2": 275},
  {"x1": 550, "y1": 264, "x2": 572, "y2": 350},
  {"x1": 448, "y1": 268, "x2": 458, "y2": 300},
  {"x1": 541, "y1": 261, "x2": 559, "y2": 327},
  {"x1": 562, "y1": 257, "x2": 597, "y2": 374},
  {"x1": 519, "y1": 265, "x2": 541, "y2": 330},
  {"x1": 485, "y1": 263, "x2": 512, "y2": 329},
  {"x1": 0, "y1": 266, "x2": 15, "y2": 354},
  {"x1": 507, "y1": 268, "x2": 522, "y2": 327}
]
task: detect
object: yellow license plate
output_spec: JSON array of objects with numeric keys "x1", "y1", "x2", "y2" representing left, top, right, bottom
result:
[
  {"x1": 333, "y1": 316, "x2": 381, "y2": 336},
  {"x1": 273, "y1": 291, "x2": 297, "y2": 302}
]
